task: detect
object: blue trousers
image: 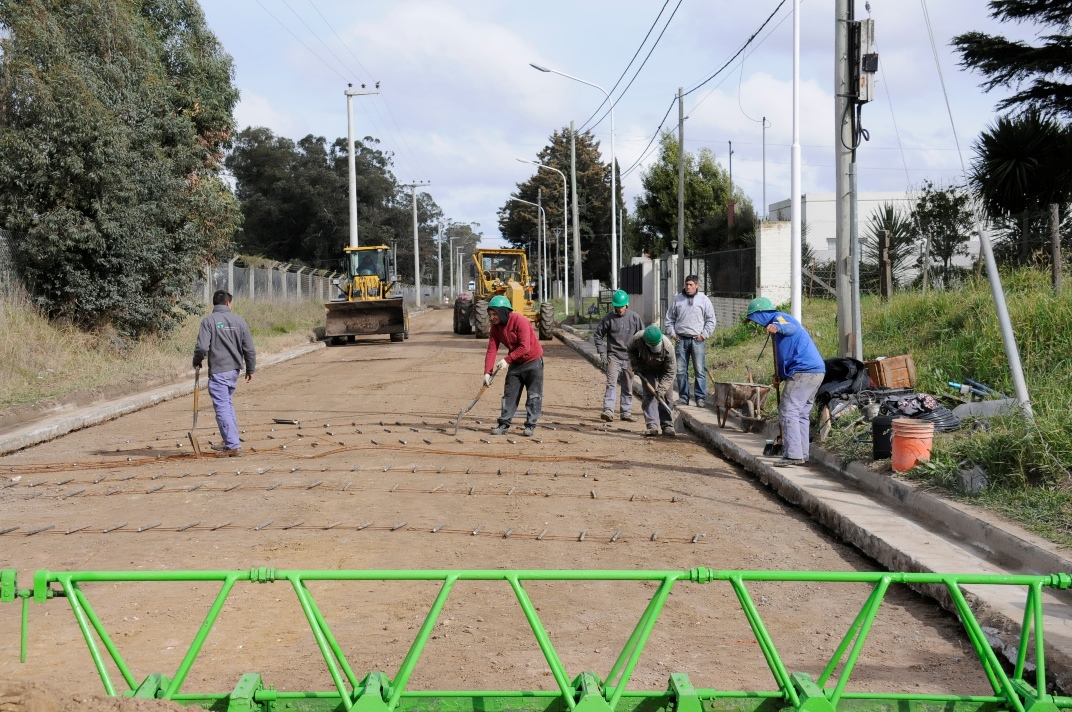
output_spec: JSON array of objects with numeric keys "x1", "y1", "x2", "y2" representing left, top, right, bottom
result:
[
  {"x1": 208, "y1": 370, "x2": 241, "y2": 450},
  {"x1": 674, "y1": 336, "x2": 707, "y2": 404}
]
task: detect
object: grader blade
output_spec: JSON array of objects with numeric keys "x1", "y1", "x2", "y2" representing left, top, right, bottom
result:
[
  {"x1": 325, "y1": 297, "x2": 406, "y2": 338},
  {"x1": 4, "y1": 567, "x2": 1070, "y2": 712}
]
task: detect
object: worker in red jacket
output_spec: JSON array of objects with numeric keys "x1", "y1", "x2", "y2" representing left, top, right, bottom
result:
[{"x1": 484, "y1": 295, "x2": 544, "y2": 437}]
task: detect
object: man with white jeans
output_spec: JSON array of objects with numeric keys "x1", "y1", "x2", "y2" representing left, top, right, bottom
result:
[
  {"x1": 745, "y1": 297, "x2": 825, "y2": 467},
  {"x1": 664, "y1": 275, "x2": 716, "y2": 406},
  {"x1": 193, "y1": 290, "x2": 256, "y2": 458}
]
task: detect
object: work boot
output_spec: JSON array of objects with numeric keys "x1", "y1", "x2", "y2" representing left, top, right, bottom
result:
[
  {"x1": 522, "y1": 426, "x2": 535, "y2": 437},
  {"x1": 600, "y1": 410, "x2": 614, "y2": 422},
  {"x1": 216, "y1": 448, "x2": 242, "y2": 458},
  {"x1": 773, "y1": 458, "x2": 806, "y2": 468},
  {"x1": 643, "y1": 427, "x2": 660, "y2": 437},
  {"x1": 620, "y1": 413, "x2": 636, "y2": 422},
  {"x1": 662, "y1": 426, "x2": 677, "y2": 437},
  {"x1": 209, "y1": 443, "x2": 228, "y2": 452},
  {"x1": 491, "y1": 425, "x2": 509, "y2": 436}
]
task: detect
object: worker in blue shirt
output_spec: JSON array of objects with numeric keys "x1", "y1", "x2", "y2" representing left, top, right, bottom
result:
[{"x1": 745, "y1": 297, "x2": 826, "y2": 467}]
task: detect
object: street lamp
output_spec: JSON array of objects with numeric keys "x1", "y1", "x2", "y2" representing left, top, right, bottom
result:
[
  {"x1": 446, "y1": 221, "x2": 479, "y2": 298},
  {"x1": 530, "y1": 63, "x2": 618, "y2": 290},
  {"x1": 517, "y1": 158, "x2": 569, "y2": 307},
  {"x1": 508, "y1": 196, "x2": 546, "y2": 300}
]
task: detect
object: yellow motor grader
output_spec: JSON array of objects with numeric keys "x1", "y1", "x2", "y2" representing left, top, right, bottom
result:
[
  {"x1": 325, "y1": 245, "x2": 408, "y2": 344},
  {"x1": 452, "y1": 248, "x2": 553, "y2": 340}
]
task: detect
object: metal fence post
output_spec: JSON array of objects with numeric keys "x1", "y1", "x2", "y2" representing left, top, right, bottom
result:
[{"x1": 227, "y1": 257, "x2": 236, "y2": 298}]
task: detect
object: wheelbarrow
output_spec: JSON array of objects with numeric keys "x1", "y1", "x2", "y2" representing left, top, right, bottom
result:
[{"x1": 707, "y1": 379, "x2": 772, "y2": 428}]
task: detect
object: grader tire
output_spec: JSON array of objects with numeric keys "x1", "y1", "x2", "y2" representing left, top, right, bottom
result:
[
  {"x1": 390, "y1": 332, "x2": 404, "y2": 342},
  {"x1": 472, "y1": 299, "x2": 490, "y2": 339},
  {"x1": 538, "y1": 302, "x2": 555, "y2": 341},
  {"x1": 453, "y1": 298, "x2": 473, "y2": 335}
]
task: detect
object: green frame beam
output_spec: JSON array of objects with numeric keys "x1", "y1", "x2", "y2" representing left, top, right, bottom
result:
[{"x1": 3, "y1": 567, "x2": 1070, "y2": 712}]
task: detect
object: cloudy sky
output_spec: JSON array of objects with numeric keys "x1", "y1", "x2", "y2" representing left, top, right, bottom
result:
[{"x1": 200, "y1": 1, "x2": 1033, "y2": 247}]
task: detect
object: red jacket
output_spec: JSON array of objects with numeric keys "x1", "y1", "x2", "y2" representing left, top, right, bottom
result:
[{"x1": 485, "y1": 311, "x2": 544, "y2": 373}]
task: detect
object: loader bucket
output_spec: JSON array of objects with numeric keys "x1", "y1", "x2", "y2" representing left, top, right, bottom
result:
[{"x1": 325, "y1": 297, "x2": 406, "y2": 337}]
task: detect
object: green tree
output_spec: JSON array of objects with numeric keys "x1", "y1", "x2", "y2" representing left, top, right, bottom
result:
[
  {"x1": 633, "y1": 131, "x2": 755, "y2": 256},
  {"x1": 953, "y1": 2, "x2": 1072, "y2": 118},
  {"x1": 911, "y1": 180, "x2": 975, "y2": 288},
  {"x1": 0, "y1": 0, "x2": 240, "y2": 336},
  {"x1": 498, "y1": 127, "x2": 621, "y2": 285},
  {"x1": 969, "y1": 108, "x2": 1072, "y2": 261},
  {"x1": 226, "y1": 126, "x2": 448, "y2": 284}
]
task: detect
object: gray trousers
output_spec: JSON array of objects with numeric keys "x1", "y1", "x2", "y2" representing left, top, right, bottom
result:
[
  {"x1": 639, "y1": 374, "x2": 674, "y2": 430},
  {"x1": 780, "y1": 371, "x2": 825, "y2": 460},
  {"x1": 602, "y1": 355, "x2": 634, "y2": 414},
  {"x1": 498, "y1": 358, "x2": 544, "y2": 429}
]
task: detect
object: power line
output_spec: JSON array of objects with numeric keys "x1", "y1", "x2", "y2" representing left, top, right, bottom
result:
[
  {"x1": 584, "y1": 0, "x2": 684, "y2": 132},
  {"x1": 619, "y1": 0, "x2": 789, "y2": 180},
  {"x1": 919, "y1": 0, "x2": 967, "y2": 177},
  {"x1": 578, "y1": 0, "x2": 671, "y2": 131},
  {"x1": 252, "y1": 0, "x2": 348, "y2": 83},
  {"x1": 683, "y1": 0, "x2": 787, "y2": 97},
  {"x1": 306, "y1": 0, "x2": 375, "y2": 82},
  {"x1": 279, "y1": 0, "x2": 359, "y2": 82}
]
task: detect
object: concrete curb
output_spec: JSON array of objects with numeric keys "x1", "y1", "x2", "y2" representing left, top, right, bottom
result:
[
  {"x1": 554, "y1": 325, "x2": 1072, "y2": 689},
  {"x1": 0, "y1": 342, "x2": 325, "y2": 456}
]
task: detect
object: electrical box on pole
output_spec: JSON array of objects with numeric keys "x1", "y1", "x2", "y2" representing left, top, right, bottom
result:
[{"x1": 852, "y1": 18, "x2": 877, "y2": 103}]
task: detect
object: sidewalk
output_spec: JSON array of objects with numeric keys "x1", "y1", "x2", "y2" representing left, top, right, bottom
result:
[{"x1": 555, "y1": 325, "x2": 1072, "y2": 690}]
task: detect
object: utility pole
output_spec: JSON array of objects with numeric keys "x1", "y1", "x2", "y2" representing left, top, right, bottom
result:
[
  {"x1": 790, "y1": 0, "x2": 803, "y2": 320},
  {"x1": 537, "y1": 187, "x2": 546, "y2": 299},
  {"x1": 834, "y1": 0, "x2": 853, "y2": 356},
  {"x1": 728, "y1": 141, "x2": 735, "y2": 230},
  {"x1": 400, "y1": 181, "x2": 430, "y2": 306},
  {"x1": 553, "y1": 227, "x2": 562, "y2": 296},
  {"x1": 677, "y1": 87, "x2": 685, "y2": 288},
  {"x1": 345, "y1": 84, "x2": 380, "y2": 249},
  {"x1": 437, "y1": 221, "x2": 443, "y2": 303},
  {"x1": 762, "y1": 117, "x2": 768, "y2": 220},
  {"x1": 571, "y1": 121, "x2": 582, "y2": 317}
]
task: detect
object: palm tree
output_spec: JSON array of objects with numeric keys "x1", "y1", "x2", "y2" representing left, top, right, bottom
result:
[
  {"x1": 862, "y1": 202, "x2": 918, "y2": 291},
  {"x1": 969, "y1": 108, "x2": 1072, "y2": 262}
]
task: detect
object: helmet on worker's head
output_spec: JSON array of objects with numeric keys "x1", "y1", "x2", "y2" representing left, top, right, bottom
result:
[
  {"x1": 611, "y1": 290, "x2": 629, "y2": 308},
  {"x1": 489, "y1": 295, "x2": 512, "y2": 309},
  {"x1": 642, "y1": 325, "x2": 663, "y2": 346},
  {"x1": 746, "y1": 297, "x2": 774, "y2": 315}
]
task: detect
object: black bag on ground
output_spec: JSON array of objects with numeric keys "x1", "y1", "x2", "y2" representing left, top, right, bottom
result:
[{"x1": 816, "y1": 358, "x2": 869, "y2": 401}]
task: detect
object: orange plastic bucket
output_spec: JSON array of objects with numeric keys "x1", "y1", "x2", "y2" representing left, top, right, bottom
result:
[{"x1": 890, "y1": 418, "x2": 935, "y2": 472}]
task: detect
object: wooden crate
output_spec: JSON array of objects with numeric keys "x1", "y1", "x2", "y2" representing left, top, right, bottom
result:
[{"x1": 865, "y1": 355, "x2": 916, "y2": 389}]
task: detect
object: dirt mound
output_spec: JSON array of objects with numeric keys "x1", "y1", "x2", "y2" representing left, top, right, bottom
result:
[{"x1": 0, "y1": 682, "x2": 186, "y2": 712}]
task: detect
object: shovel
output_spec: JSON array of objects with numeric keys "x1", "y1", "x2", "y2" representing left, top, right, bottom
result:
[
  {"x1": 188, "y1": 367, "x2": 202, "y2": 458},
  {"x1": 454, "y1": 363, "x2": 503, "y2": 435}
]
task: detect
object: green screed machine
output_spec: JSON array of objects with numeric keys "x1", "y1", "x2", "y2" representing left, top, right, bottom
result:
[{"x1": 3, "y1": 567, "x2": 1070, "y2": 712}]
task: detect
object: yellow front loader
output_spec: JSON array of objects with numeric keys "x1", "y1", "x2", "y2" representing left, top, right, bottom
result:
[
  {"x1": 452, "y1": 248, "x2": 553, "y2": 340},
  {"x1": 325, "y1": 245, "x2": 408, "y2": 344}
]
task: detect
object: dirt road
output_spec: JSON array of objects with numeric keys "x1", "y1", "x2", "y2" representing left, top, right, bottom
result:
[{"x1": 0, "y1": 310, "x2": 988, "y2": 697}]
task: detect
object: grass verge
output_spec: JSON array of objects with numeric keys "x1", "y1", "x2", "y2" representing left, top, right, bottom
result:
[
  {"x1": 704, "y1": 268, "x2": 1072, "y2": 548},
  {"x1": 0, "y1": 294, "x2": 325, "y2": 415}
]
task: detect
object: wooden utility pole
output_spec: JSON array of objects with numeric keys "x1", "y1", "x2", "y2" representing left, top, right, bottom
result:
[
  {"x1": 878, "y1": 229, "x2": 892, "y2": 301},
  {"x1": 1051, "y1": 203, "x2": 1062, "y2": 293}
]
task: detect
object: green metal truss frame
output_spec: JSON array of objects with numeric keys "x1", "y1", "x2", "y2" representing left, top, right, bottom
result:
[{"x1": 3, "y1": 567, "x2": 1072, "y2": 712}]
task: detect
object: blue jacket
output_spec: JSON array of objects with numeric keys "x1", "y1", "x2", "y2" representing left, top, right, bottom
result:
[{"x1": 746, "y1": 311, "x2": 825, "y2": 380}]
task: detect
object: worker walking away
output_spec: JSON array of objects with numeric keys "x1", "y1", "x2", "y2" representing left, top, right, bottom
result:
[
  {"x1": 594, "y1": 289, "x2": 645, "y2": 422},
  {"x1": 745, "y1": 297, "x2": 826, "y2": 467},
  {"x1": 627, "y1": 325, "x2": 678, "y2": 437},
  {"x1": 664, "y1": 275, "x2": 716, "y2": 406},
  {"x1": 485, "y1": 295, "x2": 544, "y2": 437},
  {"x1": 193, "y1": 290, "x2": 256, "y2": 458}
]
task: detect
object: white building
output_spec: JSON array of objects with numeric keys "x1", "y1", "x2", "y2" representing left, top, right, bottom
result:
[{"x1": 767, "y1": 191, "x2": 981, "y2": 264}]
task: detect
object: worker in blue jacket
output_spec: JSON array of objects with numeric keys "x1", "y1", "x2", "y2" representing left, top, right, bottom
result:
[{"x1": 745, "y1": 297, "x2": 826, "y2": 467}]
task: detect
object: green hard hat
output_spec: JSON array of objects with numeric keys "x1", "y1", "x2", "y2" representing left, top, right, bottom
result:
[
  {"x1": 489, "y1": 295, "x2": 512, "y2": 309},
  {"x1": 746, "y1": 296, "x2": 774, "y2": 315},
  {"x1": 611, "y1": 289, "x2": 629, "y2": 307},
  {"x1": 642, "y1": 325, "x2": 663, "y2": 345}
]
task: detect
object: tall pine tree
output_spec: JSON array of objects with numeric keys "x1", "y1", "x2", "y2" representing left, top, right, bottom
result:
[{"x1": 953, "y1": 1, "x2": 1072, "y2": 117}]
